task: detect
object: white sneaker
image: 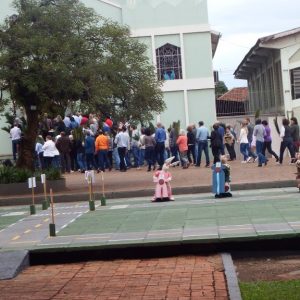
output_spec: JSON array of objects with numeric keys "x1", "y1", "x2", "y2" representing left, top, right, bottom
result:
[
  {"x1": 254, "y1": 157, "x2": 258, "y2": 163},
  {"x1": 246, "y1": 157, "x2": 252, "y2": 163}
]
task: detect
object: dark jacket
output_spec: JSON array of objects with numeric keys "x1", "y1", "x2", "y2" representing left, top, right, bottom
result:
[
  {"x1": 55, "y1": 121, "x2": 66, "y2": 134},
  {"x1": 283, "y1": 125, "x2": 293, "y2": 142},
  {"x1": 210, "y1": 130, "x2": 222, "y2": 148},
  {"x1": 56, "y1": 136, "x2": 71, "y2": 153},
  {"x1": 290, "y1": 124, "x2": 300, "y2": 142},
  {"x1": 75, "y1": 139, "x2": 85, "y2": 154},
  {"x1": 187, "y1": 131, "x2": 196, "y2": 145}
]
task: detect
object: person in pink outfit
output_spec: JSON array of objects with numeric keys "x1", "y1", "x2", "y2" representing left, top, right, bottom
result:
[{"x1": 152, "y1": 156, "x2": 178, "y2": 202}]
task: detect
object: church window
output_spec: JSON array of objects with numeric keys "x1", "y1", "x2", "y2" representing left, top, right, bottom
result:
[{"x1": 156, "y1": 43, "x2": 182, "y2": 81}]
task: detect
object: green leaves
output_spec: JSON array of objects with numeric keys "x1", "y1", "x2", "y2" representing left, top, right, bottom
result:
[
  {"x1": 0, "y1": 0, "x2": 164, "y2": 169},
  {"x1": 1, "y1": 0, "x2": 164, "y2": 121}
]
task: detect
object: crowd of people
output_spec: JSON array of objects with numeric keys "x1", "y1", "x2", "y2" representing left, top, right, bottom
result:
[{"x1": 9, "y1": 113, "x2": 300, "y2": 173}]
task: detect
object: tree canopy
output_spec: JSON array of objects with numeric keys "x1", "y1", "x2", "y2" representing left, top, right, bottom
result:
[
  {"x1": 215, "y1": 81, "x2": 228, "y2": 98},
  {"x1": 0, "y1": 0, "x2": 164, "y2": 169}
]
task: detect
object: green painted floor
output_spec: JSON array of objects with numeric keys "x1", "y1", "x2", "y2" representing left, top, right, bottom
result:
[
  {"x1": 57, "y1": 188, "x2": 300, "y2": 245},
  {"x1": 1, "y1": 188, "x2": 299, "y2": 251},
  {"x1": 0, "y1": 206, "x2": 29, "y2": 230}
]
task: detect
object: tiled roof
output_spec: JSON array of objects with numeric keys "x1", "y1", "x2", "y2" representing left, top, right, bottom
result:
[{"x1": 217, "y1": 87, "x2": 248, "y2": 102}]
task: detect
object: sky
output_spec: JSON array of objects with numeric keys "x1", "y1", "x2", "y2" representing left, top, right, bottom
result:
[{"x1": 207, "y1": 0, "x2": 300, "y2": 89}]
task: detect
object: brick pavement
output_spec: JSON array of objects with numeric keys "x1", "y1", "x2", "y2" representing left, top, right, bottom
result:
[{"x1": 0, "y1": 255, "x2": 228, "y2": 300}]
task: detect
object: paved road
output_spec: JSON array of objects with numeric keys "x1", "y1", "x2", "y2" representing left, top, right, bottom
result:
[
  {"x1": 0, "y1": 187, "x2": 300, "y2": 252},
  {"x1": 0, "y1": 203, "x2": 92, "y2": 250}
]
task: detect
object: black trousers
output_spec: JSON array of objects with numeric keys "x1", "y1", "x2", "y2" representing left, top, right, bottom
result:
[
  {"x1": 155, "y1": 142, "x2": 165, "y2": 167},
  {"x1": 262, "y1": 141, "x2": 279, "y2": 160},
  {"x1": 279, "y1": 140, "x2": 295, "y2": 164},
  {"x1": 60, "y1": 152, "x2": 71, "y2": 173},
  {"x1": 118, "y1": 147, "x2": 127, "y2": 171},
  {"x1": 225, "y1": 143, "x2": 236, "y2": 160},
  {"x1": 187, "y1": 144, "x2": 196, "y2": 163},
  {"x1": 212, "y1": 146, "x2": 220, "y2": 164}
]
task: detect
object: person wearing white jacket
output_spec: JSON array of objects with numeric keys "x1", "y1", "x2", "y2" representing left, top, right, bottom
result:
[
  {"x1": 238, "y1": 122, "x2": 251, "y2": 163},
  {"x1": 42, "y1": 136, "x2": 59, "y2": 169}
]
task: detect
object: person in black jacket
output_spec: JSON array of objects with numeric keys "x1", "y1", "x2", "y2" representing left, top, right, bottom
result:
[
  {"x1": 279, "y1": 118, "x2": 296, "y2": 165},
  {"x1": 187, "y1": 125, "x2": 196, "y2": 165},
  {"x1": 290, "y1": 117, "x2": 300, "y2": 153},
  {"x1": 210, "y1": 123, "x2": 223, "y2": 164}
]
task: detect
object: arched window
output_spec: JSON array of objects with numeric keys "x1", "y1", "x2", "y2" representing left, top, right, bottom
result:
[{"x1": 156, "y1": 43, "x2": 182, "y2": 81}]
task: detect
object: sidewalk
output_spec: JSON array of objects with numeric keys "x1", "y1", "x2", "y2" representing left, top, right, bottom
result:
[
  {"x1": 0, "y1": 255, "x2": 228, "y2": 300},
  {"x1": 0, "y1": 158, "x2": 297, "y2": 205}
]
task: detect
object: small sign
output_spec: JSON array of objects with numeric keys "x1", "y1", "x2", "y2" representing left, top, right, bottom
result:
[
  {"x1": 41, "y1": 174, "x2": 46, "y2": 184},
  {"x1": 85, "y1": 171, "x2": 95, "y2": 184},
  {"x1": 28, "y1": 177, "x2": 36, "y2": 189},
  {"x1": 216, "y1": 162, "x2": 221, "y2": 168}
]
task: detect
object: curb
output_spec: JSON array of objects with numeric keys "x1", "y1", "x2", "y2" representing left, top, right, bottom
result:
[
  {"x1": 0, "y1": 250, "x2": 29, "y2": 280},
  {"x1": 222, "y1": 253, "x2": 242, "y2": 300}
]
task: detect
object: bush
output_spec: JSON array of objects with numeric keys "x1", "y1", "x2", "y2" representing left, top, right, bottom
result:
[
  {"x1": 0, "y1": 166, "x2": 62, "y2": 184},
  {"x1": 35, "y1": 168, "x2": 62, "y2": 181},
  {"x1": 0, "y1": 166, "x2": 32, "y2": 184}
]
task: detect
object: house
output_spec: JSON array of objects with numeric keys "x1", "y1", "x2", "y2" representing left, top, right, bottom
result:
[
  {"x1": 234, "y1": 27, "x2": 300, "y2": 120},
  {"x1": 216, "y1": 87, "x2": 249, "y2": 117},
  {"x1": 0, "y1": 0, "x2": 220, "y2": 157}
]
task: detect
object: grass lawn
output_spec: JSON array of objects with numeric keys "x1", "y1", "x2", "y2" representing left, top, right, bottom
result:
[{"x1": 240, "y1": 280, "x2": 300, "y2": 300}]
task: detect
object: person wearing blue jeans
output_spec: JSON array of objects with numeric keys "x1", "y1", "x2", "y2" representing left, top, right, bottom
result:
[
  {"x1": 131, "y1": 145, "x2": 140, "y2": 168},
  {"x1": 155, "y1": 123, "x2": 166, "y2": 170},
  {"x1": 255, "y1": 140, "x2": 267, "y2": 166},
  {"x1": 240, "y1": 142, "x2": 249, "y2": 161},
  {"x1": 239, "y1": 122, "x2": 250, "y2": 163},
  {"x1": 84, "y1": 132, "x2": 95, "y2": 170},
  {"x1": 195, "y1": 121, "x2": 210, "y2": 167},
  {"x1": 253, "y1": 119, "x2": 267, "y2": 167},
  {"x1": 77, "y1": 152, "x2": 86, "y2": 172},
  {"x1": 75, "y1": 139, "x2": 86, "y2": 172},
  {"x1": 112, "y1": 147, "x2": 120, "y2": 170},
  {"x1": 246, "y1": 117, "x2": 257, "y2": 162},
  {"x1": 98, "y1": 150, "x2": 111, "y2": 172},
  {"x1": 197, "y1": 141, "x2": 210, "y2": 167},
  {"x1": 131, "y1": 125, "x2": 141, "y2": 168}
]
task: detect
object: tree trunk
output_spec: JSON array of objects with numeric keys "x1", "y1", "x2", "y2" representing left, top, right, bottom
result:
[{"x1": 17, "y1": 106, "x2": 39, "y2": 171}]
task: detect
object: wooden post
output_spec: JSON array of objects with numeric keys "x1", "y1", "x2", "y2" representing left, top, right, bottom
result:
[
  {"x1": 42, "y1": 175, "x2": 48, "y2": 210},
  {"x1": 100, "y1": 171, "x2": 106, "y2": 206},
  {"x1": 87, "y1": 172, "x2": 95, "y2": 211},
  {"x1": 29, "y1": 177, "x2": 36, "y2": 215},
  {"x1": 88, "y1": 176, "x2": 92, "y2": 202},
  {"x1": 49, "y1": 188, "x2": 56, "y2": 236},
  {"x1": 32, "y1": 185, "x2": 35, "y2": 205}
]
